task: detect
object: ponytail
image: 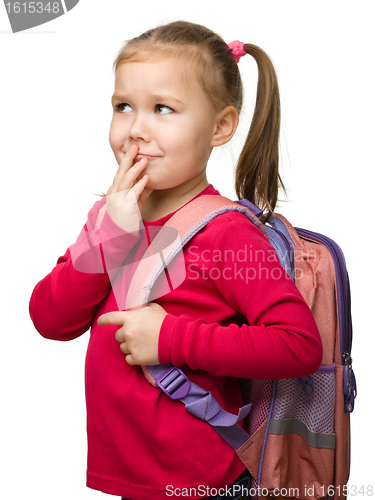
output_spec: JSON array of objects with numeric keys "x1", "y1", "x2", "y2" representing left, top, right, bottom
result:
[{"x1": 235, "y1": 44, "x2": 285, "y2": 222}]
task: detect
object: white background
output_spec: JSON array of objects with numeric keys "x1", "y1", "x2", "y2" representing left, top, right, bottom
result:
[{"x1": 1, "y1": 1, "x2": 374, "y2": 498}]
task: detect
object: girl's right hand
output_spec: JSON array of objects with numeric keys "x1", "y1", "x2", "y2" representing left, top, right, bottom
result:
[{"x1": 105, "y1": 144, "x2": 153, "y2": 234}]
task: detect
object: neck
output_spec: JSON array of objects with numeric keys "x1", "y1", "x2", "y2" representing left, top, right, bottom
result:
[{"x1": 141, "y1": 171, "x2": 209, "y2": 222}]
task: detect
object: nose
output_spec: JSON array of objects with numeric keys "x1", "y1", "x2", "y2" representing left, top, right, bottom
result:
[{"x1": 128, "y1": 112, "x2": 151, "y2": 143}]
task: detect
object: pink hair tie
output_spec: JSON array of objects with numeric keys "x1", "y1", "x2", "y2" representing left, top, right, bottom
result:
[{"x1": 227, "y1": 40, "x2": 246, "y2": 63}]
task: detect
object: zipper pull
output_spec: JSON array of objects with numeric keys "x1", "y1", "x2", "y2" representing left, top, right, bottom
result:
[
  {"x1": 300, "y1": 375, "x2": 315, "y2": 395},
  {"x1": 343, "y1": 352, "x2": 357, "y2": 412}
]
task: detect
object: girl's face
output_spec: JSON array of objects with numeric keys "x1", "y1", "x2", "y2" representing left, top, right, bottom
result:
[{"x1": 109, "y1": 57, "x2": 219, "y2": 191}]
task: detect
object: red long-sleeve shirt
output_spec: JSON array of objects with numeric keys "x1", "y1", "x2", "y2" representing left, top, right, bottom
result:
[{"x1": 29, "y1": 184, "x2": 322, "y2": 499}]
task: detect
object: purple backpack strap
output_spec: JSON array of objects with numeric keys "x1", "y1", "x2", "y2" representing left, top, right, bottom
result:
[{"x1": 146, "y1": 364, "x2": 251, "y2": 450}]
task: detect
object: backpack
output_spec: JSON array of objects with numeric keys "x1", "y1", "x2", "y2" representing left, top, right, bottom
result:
[{"x1": 123, "y1": 194, "x2": 356, "y2": 500}]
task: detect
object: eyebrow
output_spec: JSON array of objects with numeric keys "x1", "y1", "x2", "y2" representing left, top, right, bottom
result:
[{"x1": 111, "y1": 93, "x2": 184, "y2": 106}]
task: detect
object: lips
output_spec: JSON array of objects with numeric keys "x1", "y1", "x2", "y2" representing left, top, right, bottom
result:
[{"x1": 136, "y1": 153, "x2": 160, "y2": 160}]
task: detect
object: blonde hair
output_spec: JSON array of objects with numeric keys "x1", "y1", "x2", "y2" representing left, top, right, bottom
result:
[{"x1": 112, "y1": 20, "x2": 284, "y2": 221}]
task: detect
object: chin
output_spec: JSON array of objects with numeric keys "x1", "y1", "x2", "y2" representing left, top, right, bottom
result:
[
  {"x1": 143, "y1": 170, "x2": 181, "y2": 191},
  {"x1": 145, "y1": 180, "x2": 166, "y2": 191}
]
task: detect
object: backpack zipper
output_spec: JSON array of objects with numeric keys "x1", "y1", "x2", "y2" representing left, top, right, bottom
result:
[
  {"x1": 295, "y1": 228, "x2": 352, "y2": 359},
  {"x1": 295, "y1": 228, "x2": 355, "y2": 413}
]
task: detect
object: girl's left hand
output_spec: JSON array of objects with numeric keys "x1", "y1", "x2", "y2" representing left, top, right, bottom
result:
[{"x1": 97, "y1": 303, "x2": 168, "y2": 366}]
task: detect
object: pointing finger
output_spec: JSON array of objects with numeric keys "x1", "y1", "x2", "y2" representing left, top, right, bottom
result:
[{"x1": 97, "y1": 311, "x2": 128, "y2": 326}]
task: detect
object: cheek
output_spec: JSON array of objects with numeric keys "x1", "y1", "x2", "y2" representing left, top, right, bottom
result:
[
  {"x1": 109, "y1": 121, "x2": 123, "y2": 152},
  {"x1": 162, "y1": 127, "x2": 200, "y2": 155},
  {"x1": 108, "y1": 121, "x2": 116, "y2": 147}
]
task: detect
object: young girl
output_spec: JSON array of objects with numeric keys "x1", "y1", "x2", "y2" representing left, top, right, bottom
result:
[{"x1": 29, "y1": 21, "x2": 322, "y2": 500}]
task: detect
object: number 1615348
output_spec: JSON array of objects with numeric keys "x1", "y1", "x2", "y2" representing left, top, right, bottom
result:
[{"x1": 5, "y1": 2, "x2": 61, "y2": 14}]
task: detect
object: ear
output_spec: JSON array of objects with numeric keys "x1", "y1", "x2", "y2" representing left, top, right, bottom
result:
[{"x1": 210, "y1": 106, "x2": 239, "y2": 147}]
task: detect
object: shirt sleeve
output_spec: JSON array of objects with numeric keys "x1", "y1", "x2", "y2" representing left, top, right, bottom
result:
[
  {"x1": 158, "y1": 213, "x2": 323, "y2": 379},
  {"x1": 29, "y1": 198, "x2": 140, "y2": 341}
]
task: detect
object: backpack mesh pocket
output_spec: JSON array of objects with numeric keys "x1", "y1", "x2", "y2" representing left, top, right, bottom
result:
[{"x1": 271, "y1": 364, "x2": 336, "y2": 439}]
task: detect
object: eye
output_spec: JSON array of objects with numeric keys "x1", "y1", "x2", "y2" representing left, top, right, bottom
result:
[
  {"x1": 117, "y1": 103, "x2": 133, "y2": 113},
  {"x1": 155, "y1": 104, "x2": 173, "y2": 115}
]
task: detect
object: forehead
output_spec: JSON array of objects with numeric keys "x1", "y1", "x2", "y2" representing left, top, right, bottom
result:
[
  {"x1": 116, "y1": 59, "x2": 180, "y2": 85},
  {"x1": 113, "y1": 57, "x2": 205, "y2": 102}
]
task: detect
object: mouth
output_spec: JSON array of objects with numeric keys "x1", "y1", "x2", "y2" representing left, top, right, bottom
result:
[{"x1": 136, "y1": 153, "x2": 159, "y2": 160}]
